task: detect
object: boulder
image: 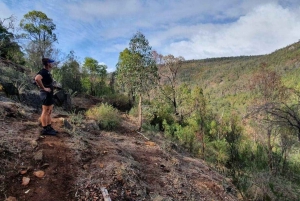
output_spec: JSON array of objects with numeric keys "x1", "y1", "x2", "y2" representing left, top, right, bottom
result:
[
  {"x1": 54, "y1": 90, "x2": 72, "y2": 111},
  {"x1": 0, "y1": 82, "x2": 20, "y2": 101}
]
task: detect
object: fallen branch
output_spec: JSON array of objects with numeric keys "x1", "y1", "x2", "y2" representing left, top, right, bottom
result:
[
  {"x1": 100, "y1": 187, "x2": 111, "y2": 201},
  {"x1": 136, "y1": 131, "x2": 150, "y2": 140}
]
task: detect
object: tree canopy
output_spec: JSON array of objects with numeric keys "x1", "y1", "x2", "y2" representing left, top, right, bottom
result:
[
  {"x1": 116, "y1": 31, "x2": 158, "y2": 130},
  {"x1": 116, "y1": 32, "x2": 158, "y2": 96},
  {"x1": 0, "y1": 15, "x2": 24, "y2": 64},
  {"x1": 20, "y1": 10, "x2": 57, "y2": 58}
]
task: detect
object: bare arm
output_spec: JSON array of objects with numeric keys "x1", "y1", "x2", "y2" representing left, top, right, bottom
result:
[{"x1": 35, "y1": 74, "x2": 51, "y2": 92}]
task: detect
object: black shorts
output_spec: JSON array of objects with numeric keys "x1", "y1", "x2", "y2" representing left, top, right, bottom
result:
[{"x1": 40, "y1": 91, "x2": 54, "y2": 106}]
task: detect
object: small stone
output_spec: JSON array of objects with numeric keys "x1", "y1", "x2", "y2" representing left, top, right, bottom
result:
[
  {"x1": 33, "y1": 150, "x2": 43, "y2": 161},
  {"x1": 41, "y1": 163, "x2": 50, "y2": 169},
  {"x1": 22, "y1": 177, "x2": 30, "y2": 186},
  {"x1": 85, "y1": 120, "x2": 99, "y2": 131},
  {"x1": 63, "y1": 118, "x2": 73, "y2": 129},
  {"x1": 33, "y1": 170, "x2": 45, "y2": 178},
  {"x1": 30, "y1": 140, "x2": 38, "y2": 148},
  {"x1": 6, "y1": 196, "x2": 17, "y2": 201},
  {"x1": 152, "y1": 195, "x2": 164, "y2": 201},
  {"x1": 20, "y1": 169, "x2": 27, "y2": 175}
]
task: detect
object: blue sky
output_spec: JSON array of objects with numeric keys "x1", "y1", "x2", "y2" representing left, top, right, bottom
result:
[{"x1": 1, "y1": 0, "x2": 300, "y2": 72}]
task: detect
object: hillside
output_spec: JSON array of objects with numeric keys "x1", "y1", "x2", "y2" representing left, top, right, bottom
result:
[
  {"x1": 176, "y1": 41, "x2": 300, "y2": 117},
  {"x1": 0, "y1": 96, "x2": 239, "y2": 201},
  {"x1": 2, "y1": 40, "x2": 300, "y2": 201}
]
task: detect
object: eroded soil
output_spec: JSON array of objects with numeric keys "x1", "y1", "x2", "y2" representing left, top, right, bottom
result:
[{"x1": 0, "y1": 99, "x2": 240, "y2": 201}]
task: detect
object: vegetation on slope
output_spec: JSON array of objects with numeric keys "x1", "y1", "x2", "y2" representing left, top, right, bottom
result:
[{"x1": 1, "y1": 10, "x2": 300, "y2": 200}]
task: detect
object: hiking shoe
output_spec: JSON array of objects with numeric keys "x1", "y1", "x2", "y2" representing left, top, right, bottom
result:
[
  {"x1": 41, "y1": 128, "x2": 57, "y2": 136},
  {"x1": 49, "y1": 126, "x2": 58, "y2": 134}
]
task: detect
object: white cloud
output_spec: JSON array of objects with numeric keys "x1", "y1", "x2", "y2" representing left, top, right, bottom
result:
[
  {"x1": 1, "y1": 0, "x2": 300, "y2": 70},
  {"x1": 65, "y1": 0, "x2": 141, "y2": 21},
  {"x1": 166, "y1": 3, "x2": 300, "y2": 59},
  {"x1": 103, "y1": 43, "x2": 128, "y2": 53}
]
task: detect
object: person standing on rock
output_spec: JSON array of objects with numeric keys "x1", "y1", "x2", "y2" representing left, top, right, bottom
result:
[{"x1": 35, "y1": 58, "x2": 58, "y2": 135}]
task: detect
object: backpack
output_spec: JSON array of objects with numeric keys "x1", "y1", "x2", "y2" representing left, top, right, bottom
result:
[{"x1": 32, "y1": 77, "x2": 38, "y2": 86}]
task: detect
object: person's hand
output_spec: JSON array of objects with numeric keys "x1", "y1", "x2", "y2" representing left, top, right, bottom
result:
[{"x1": 44, "y1": 87, "x2": 51, "y2": 92}]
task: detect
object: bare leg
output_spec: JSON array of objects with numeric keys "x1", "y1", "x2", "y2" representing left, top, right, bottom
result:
[
  {"x1": 40, "y1": 104, "x2": 56, "y2": 135},
  {"x1": 47, "y1": 105, "x2": 54, "y2": 125},
  {"x1": 41, "y1": 105, "x2": 52, "y2": 127}
]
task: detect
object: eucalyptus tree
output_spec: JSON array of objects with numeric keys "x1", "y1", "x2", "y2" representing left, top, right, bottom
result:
[
  {"x1": 116, "y1": 48, "x2": 136, "y2": 103},
  {"x1": 52, "y1": 51, "x2": 82, "y2": 94},
  {"x1": 82, "y1": 57, "x2": 107, "y2": 96},
  {"x1": 0, "y1": 15, "x2": 24, "y2": 64},
  {"x1": 116, "y1": 31, "x2": 158, "y2": 130},
  {"x1": 20, "y1": 11, "x2": 57, "y2": 70}
]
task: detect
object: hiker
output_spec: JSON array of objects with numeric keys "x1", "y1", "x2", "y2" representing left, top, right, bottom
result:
[{"x1": 35, "y1": 58, "x2": 58, "y2": 135}]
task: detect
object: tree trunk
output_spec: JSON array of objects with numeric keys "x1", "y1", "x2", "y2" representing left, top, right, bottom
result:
[
  {"x1": 267, "y1": 129, "x2": 273, "y2": 173},
  {"x1": 281, "y1": 148, "x2": 287, "y2": 174},
  {"x1": 138, "y1": 94, "x2": 142, "y2": 131},
  {"x1": 201, "y1": 136, "x2": 205, "y2": 158},
  {"x1": 173, "y1": 97, "x2": 177, "y2": 114}
]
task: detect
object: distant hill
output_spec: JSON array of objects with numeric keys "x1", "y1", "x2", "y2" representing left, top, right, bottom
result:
[{"x1": 176, "y1": 41, "x2": 300, "y2": 117}]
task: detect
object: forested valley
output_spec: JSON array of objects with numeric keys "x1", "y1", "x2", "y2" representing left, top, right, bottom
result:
[{"x1": 1, "y1": 10, "x2": 300, "y2": 201}]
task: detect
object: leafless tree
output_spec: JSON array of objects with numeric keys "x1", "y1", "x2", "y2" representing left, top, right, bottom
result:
[{"x1": 158, "y1": 54, "x2": 185, "y2": 114}]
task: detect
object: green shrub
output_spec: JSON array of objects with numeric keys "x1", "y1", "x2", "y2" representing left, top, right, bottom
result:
[
  {"x1": 142, "y1": 122, "x2": 160, "y2": 135},
  {"x1": 86, "y1": 103, "x2": 120, "y2": 130},
  {"x1": 69, "y1": 110, "x2": 84, "y2": 125},
  {"x1": 149, "y1": 99, "x2": 174, "y2": 124},
  {"x1": 102, "y1": 93, "x2": 132, "y2": 112},
  {"x1": 162, "y1": 120, "x2": 201, "y2": 154},
  {"x1": 162, "y1": 119, "x2": 178, "y2": 139},
  {"x1": 129, "y1": 106, "x2": 138, "y2": 117},
  {"x1": 205, "y1": 139, "x2": 228, "y2": 166}
]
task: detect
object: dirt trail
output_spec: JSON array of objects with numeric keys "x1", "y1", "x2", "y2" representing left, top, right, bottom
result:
[
  {"x1": 1, "y1": 112, "x2": 78, "y2": 201},
  {"x1": 0, "y1": 100, "x2": 240, "y2": 201}
]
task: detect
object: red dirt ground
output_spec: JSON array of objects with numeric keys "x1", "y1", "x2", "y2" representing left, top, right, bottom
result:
[{"x1": 0, "y1": 99, "x2": 240, "y2": 201}]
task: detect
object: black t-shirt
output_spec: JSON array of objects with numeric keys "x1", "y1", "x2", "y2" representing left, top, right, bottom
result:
[{"x1": 37, "y1": 68, "x2": 53, "y2": 90}]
